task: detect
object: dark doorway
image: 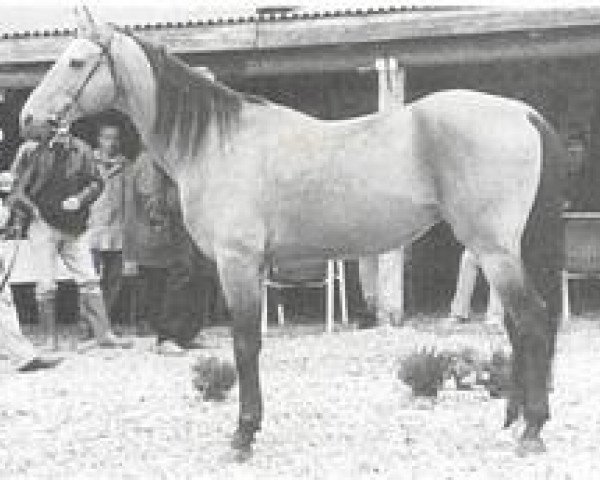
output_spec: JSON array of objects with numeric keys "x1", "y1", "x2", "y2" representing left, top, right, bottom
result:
[{"x1": 0, "y1": 88, "x2": 32, "y2": 169}]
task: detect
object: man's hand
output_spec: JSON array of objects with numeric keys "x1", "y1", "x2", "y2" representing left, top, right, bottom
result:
[
  {"x1": 31, "y1": 206, "x2": 41, "y2": 219},
  {"x1": 61, "y1": 196, "x2": 81, "y2": 211}
]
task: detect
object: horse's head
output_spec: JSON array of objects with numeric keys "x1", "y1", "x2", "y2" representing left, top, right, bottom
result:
[{"x1": 21, "y1": 7, "x2": 123, "y2": 140}]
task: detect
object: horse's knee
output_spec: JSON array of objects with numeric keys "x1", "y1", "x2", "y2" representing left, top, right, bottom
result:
[
  {"x1": 217, "y1": 256, "x2": 261, "y2": 317},
  {"x1": 233, "y1": 329, "x2": 261, "y2": 361}
]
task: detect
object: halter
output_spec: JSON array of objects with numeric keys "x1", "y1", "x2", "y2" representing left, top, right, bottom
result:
[{"x1": 55, "y1": 32, "x2": 123, "y2": 127}]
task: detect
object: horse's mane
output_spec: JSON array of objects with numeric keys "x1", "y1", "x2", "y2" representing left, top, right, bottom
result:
[{"x1": 118, "y1": 27, "x2": 266, "y2": 158}]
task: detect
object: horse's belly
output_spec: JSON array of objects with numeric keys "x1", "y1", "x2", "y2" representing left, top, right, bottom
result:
[{"x1": 270, "y1": 195, "x2": 439, "y2": 262}]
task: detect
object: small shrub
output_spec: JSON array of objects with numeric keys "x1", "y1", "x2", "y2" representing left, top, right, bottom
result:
[
  {"x1": 192, "y1": 356, "x2": 237, "y2": 401},
  {"x1": 447, "y1": 347, "x2": 483, "y2": 390},
  {"x1": 398, "y1": 345, "x2": 513, "y2": 399},
  {"x1": 398, "y1": 347, "x2": 452, "y2": 397},
  {"x1": 479, "y1": 350, "x2": 512, "y2": 399}
]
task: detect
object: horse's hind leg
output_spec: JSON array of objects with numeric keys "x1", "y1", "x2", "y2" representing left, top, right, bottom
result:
[{"x1": 477, "y1": 250, "x2": 553, "y2": 454}]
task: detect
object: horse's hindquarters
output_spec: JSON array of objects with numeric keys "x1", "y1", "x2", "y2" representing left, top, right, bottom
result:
[{"x1": 412, "y1": 91, "x2": 541, "y2": 254}]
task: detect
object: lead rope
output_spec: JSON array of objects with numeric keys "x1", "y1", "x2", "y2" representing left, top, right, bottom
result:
[{"x1": 0, "y1": 240, "x2": 19, "y2": 293}]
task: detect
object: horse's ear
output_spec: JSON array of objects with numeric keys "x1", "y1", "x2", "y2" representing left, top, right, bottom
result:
[
  {"x1": 81, "y1": 6, "x2": 97, "y2": 27},
  {"x1": 74, "y1": 5, "x2": 97, "y2": 38},
  {"x1": 74, "y1": 6, "x2": 114, "y2": 47}
]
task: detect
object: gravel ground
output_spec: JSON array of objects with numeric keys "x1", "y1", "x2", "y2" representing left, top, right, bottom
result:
[{"x1": 1, "y1": 318, "x2": 600, "y2": 479}]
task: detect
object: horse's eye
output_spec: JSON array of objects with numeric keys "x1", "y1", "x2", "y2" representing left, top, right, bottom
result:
[{"x1": 69, "y1": 59, "x2": 85, "y2": 69}]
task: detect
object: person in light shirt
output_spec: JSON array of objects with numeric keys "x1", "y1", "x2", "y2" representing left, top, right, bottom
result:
[
  {"x1": 9, "y1": 129, "x2": 132, "y2": 350},
  {"x1": 0, "y1": 170, "x2": 62, "y2": 371},
  {"x1": 87, "y1": 122, "x2": 133, "y2": 324}
]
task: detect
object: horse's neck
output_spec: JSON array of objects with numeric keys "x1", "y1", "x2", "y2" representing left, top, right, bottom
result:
[
  {"x1": 112, "y1": 35, "x2": 157, "y2": 140},
  {"x1": 111, "y1": 34, "x2": 181, "y2": 180}
]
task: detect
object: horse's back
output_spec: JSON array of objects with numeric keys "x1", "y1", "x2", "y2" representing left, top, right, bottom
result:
[
  {"x1": 409, "y1": 89, "x2": 530, "y2": 115},
  {"x1": 200, "y1": 89, "x2": 542, "y2": 262}
]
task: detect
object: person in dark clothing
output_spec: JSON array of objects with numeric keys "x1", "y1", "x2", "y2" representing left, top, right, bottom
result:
[
  {"x1": 123, "y1": 149, "x2": 173, "y2": 343},
  {"x1": 159, "y1": 224, "x2": 220, "y2": 350},
  {"x1": 9, "y1": 133, "x2": 132, "y2": 350},
  {"x1": 125, "y1": 150, "x2": 223, "y2": 354}
]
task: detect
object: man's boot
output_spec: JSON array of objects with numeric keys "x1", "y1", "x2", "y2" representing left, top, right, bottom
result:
[
  {"x1": 79, "y1": 287, "x2": 132, "y2": 349},
  {"x1": 18, "y1": 355, "x2": 63, "y2": 373},
  {"x1": 37, "y1": 296, "x2": 59, "y2": 351}
]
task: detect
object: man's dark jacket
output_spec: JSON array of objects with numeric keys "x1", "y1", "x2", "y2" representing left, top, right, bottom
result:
[{"x1": 9, "y1": 137, "x2": 104, "y2": 236}]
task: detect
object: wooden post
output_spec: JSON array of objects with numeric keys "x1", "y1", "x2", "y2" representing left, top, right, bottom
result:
[
  {"x1": 376, "y1": 57, "x2": 405, "y2": 110},
  {"x1": 358, "y1": 256, "x2": 378, "y2": 313},
  {"x1": 561, "y1": 269, "x2": 569, "y2": 323},
  {"x1": 375, "y1": 57, "x2": 405, "y2": 326},
  {"x1": 337, "y1": 260, "x2": 349, "y2": 326},
  {"x1": 326, "y1": 260, "x2": 335, "y2": 333},
  {"x1": 261, "y1": 281, "x2": 269, "y2": 334},
  {"x1": 277, "y1": 303, "x2": 285, "y2": 326}
]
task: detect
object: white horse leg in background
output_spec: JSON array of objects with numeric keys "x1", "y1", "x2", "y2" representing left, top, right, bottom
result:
[
  {"x1": 451, "y1": 249, "x2": 506, "y2": 324},
  {"x1": 359, "y1": 250, "x2": 406, "y2": 326}
]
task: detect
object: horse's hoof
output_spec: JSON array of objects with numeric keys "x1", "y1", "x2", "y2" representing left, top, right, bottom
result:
[
  {"x1": 234, "y1": 447, "x2": 253, "y2": 463},
  {"x1": 503, "y1": 411, "x2": 519, "y2": 429},
  {"x1": 231, "y1": 428, "x2": 254, "y2": 452},
  {"x1": 516, "y1": 438, "x2": 546, "y2": 457},
  {"x1": 221, "y1": 446, "x2": 253, "y2": 464},
  {"x1": 503, "y1": 399, "x2": 521, "y2": 428},
  {"x1": 230, "y1": 434, "x2": 253, "y2": 463},
  {"x1": 503, "y1": 415, "x2": 517, "y2": 429}
]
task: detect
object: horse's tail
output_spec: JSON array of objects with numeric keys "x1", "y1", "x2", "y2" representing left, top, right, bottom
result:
[{"x1": 523, "y1": 110, "x2": 568, "y2": 319}]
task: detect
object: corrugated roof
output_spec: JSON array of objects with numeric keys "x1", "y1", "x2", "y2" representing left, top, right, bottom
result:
[{"x1": 0, "y1": 5, "x2": 465, "y2": 39}]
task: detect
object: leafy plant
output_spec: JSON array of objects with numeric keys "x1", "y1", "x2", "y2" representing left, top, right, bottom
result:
[
  {"x1": 398, "y1": 347, "x2": 452, "y2": 397},
  {"x1": 192, "y1": 356, "x2": 237, "y2": 401},
  {"x1": 479, "y1": 350, "x2": 512, "y2": 399},
  {"x1": 447, "y1": 347, "x2": 484, "y2": 390},
  {"x1": 398, "y1": 345, "x2": 513, "y2": 399}
]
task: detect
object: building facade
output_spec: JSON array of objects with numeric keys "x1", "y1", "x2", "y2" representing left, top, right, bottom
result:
[{"x1": 1, "y1": 6, "x2": 599, "y2": 316}]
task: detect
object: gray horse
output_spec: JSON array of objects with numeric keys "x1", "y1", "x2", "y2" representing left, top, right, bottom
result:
[{"x1": 19, "y1": 8, "x2": 566, "y2": 457}]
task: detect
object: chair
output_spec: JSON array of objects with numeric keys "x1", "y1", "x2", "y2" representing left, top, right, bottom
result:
[
  {"x1": 562, "y1": 211, "x2": 600, "y2": 322},
  {"x1": 261, "y1": 259, "x2": 348, "y2": 333}
]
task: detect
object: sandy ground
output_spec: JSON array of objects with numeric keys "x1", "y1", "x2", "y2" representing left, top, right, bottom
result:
[{"x1": 1, "y1": 318, "x2": 600, "y2": 479}]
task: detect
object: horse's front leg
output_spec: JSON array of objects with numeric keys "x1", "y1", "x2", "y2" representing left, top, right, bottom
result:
[{"x1": 217, "y1": 252, "x2": 263, "y2": 456}]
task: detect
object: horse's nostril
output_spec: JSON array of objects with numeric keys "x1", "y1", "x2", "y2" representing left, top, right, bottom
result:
[{"x1": 23, "y1": 114, "x2": 33, "y2": 126}]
